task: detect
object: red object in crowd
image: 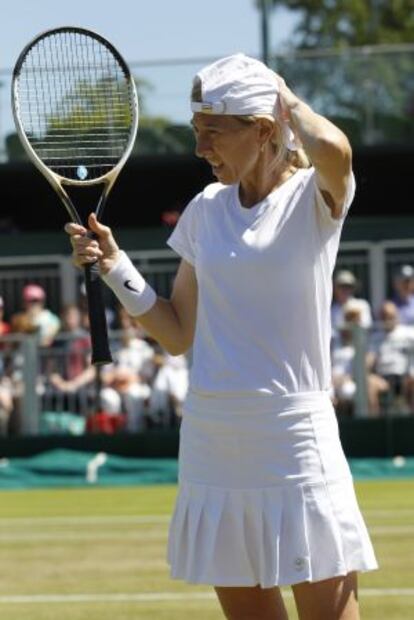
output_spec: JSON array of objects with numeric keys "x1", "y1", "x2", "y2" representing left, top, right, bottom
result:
[{"x1": 86, "y1": 411, "x2": 126, "y2": 434}]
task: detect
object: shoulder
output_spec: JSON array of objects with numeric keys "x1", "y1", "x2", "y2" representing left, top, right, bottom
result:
[
  {"x1": 182, "y1": 182, "x2": 233, "y2": 220},
  {"x1": 198, "y1": 182, "x2": 232, "y2": 205}
]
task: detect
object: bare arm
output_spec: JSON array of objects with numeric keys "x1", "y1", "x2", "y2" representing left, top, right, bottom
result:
[
  {"x1": 65, "y1": 214, "x2": 198, "y2": 356},
  {"x1": 277, "y1": 78, "x2": 352, "y2": 219},
  {"x1": 134, "y1": 258, "x2": 198, "y2": 355}
]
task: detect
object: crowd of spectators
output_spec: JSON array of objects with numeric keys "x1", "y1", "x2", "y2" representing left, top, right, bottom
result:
[
  {"x1": 1, "y1": 264, "x2": 414, "y2": 436},
  {"x1": 0, "y1": 285, "x2": 189, "y2": 436},
  {"x1": 331, "y1": 265, "x2": 414, "y2": 418}
]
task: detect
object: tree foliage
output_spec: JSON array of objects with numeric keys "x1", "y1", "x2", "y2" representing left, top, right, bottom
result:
[
  {"x1": 256, "y1": 0, "x2": 414, "y2": 145},
  {"x1": 262, "y1": 0, "x2": 414, "y2": 48}
]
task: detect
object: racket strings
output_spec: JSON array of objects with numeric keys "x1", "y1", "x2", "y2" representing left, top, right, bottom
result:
[{"x1": 16, "y1": 30, "x2": 135, "y2": 180}]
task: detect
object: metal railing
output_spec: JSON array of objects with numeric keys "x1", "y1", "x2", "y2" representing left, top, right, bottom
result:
[
  {"x1": 0, "y1": 330, "x2": 188, "y2": 437},
  {"x1": 3, "y1": 239, "x2": 414, "y2": 321},
  {"x1": 1, "y1": 237, "x2": 414, "y2": 435},
  {"x1": 1, "y1": 319, "x2": 414, "y2": 438}
]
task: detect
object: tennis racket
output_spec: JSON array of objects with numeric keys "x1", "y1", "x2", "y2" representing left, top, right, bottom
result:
[{"x1": 12, "y1": 26, "x2": 139, "y2": 365}]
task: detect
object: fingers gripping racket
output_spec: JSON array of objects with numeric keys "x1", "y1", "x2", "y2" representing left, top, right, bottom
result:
[{"x1": 12, "y1": 27, "x2": 139, "y2": 365}]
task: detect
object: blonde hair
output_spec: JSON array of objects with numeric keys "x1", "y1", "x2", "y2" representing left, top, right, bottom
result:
[
  {"x1": 236, "y1": 115, "x2": 310, "y2": 172},
  {"x1": 190, "y1": 79, "x2": 310, "y2": 172}
]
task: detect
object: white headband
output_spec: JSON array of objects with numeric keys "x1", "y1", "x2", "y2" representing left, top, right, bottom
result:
[{"x1": 191, "y1": 53, "x2": 298, "y2": 151}]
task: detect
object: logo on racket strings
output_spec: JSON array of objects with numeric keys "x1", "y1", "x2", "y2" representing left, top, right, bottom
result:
[{"x1": 77, "y1": 166, "x2": 88, "y2": 180}]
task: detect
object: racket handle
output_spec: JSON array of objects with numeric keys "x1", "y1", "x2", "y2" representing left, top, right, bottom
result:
[{"x1": 84, "y1": 262, "x2": 113, "y2": 365}]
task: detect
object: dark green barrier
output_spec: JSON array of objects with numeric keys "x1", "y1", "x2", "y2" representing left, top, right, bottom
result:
[{"x1": 0, "y1": 417, "x2": 413, "y2": 459}]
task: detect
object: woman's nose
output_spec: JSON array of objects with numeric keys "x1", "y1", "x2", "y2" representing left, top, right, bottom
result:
[{"x1": 195, "y1": 135, "x2": 212, "y2": 159}]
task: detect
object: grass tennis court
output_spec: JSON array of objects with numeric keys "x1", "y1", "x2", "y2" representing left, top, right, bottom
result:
[{"x1": 0, "y1": 480, "x2": 413, "y2": 619}]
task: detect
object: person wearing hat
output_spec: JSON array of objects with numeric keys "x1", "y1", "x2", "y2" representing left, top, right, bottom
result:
[
  {"x1": 331, "y1": 269, "x2": 373, "y2": 342},
  {"x1": 391, "y1": 264, "x2": 414, "y2": 326},
  {"x1": 65, "y1": 54, "x2": 376, "y2": 619},
  {"x1": 11, "y1": 284, "x2": 60, "y2": 347}
]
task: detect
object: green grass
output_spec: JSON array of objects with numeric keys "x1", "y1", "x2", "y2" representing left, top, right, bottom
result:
[{"x1": 0, "y1": 480, "x2": 413, "y2": 619}]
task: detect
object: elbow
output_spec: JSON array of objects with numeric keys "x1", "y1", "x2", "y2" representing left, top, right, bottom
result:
[{"x1": 322, "y1": 129, "x2": 352, "y2": 165}]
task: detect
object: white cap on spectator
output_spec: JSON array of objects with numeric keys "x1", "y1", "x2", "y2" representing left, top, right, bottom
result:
[
  {"x1": 394, "y1": 264, "x2": 414, "y2": 280},
  {"x1": 191, "y1": 53, "x2": 297, "y2": 150},
  {"x1": 0, "y1": 296, "x2": 3, "y2": 308},
  {"x1": 343, "y1": 299, "x2": 365, "y2": 315},
  {"x1": 334, "y1": 270, "x2": 357, "y2": 287}
]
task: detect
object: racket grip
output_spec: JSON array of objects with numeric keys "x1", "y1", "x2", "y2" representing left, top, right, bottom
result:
[{"x1": 84, "y1": 262, "x2": 113, "y2": 365}]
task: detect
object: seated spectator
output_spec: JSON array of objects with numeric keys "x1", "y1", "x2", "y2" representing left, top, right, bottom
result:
[
  {"x1": 0, "y1": 296, "x2": 11, "y2": 373},
  {"x1": 112, "y1": 306, "x2": 155, "y2": 375},
  {"x1": 391, "y1": 264, "x2": 414, "y2": 326},
  {"x1": 50, "y1": 304, "x2": 90, "y2": 378},
  {"x1": 44, "y1": 304, "x2": 92, "y2": 414},
  {"x1": 98, "y1": 307, "x2": 155, "y2": 432},
  {"x1": 0, "y1": 376, "x2": 13, "y2": 436},
  {"x1": 148, "y1": 350, "x2": 189, "y2": 426},
  {"x1": 331, "y1": 270, "x2": 372, "y2": 343},
  {"x1": 368, "y1": 300, "x2": 414, "y2": 414},
  {"x1": 100, "y1": 366, "x2": 150, "y2": 432},
  {"x1": 0, "y1": 296, "x2": 10, "y2": 338},
  {"x1": 11, "y1": 284, "x2": 60, "y2": 347},
  {"x1": 332, "y1": 300, "x2": 388, "y2": 417}
]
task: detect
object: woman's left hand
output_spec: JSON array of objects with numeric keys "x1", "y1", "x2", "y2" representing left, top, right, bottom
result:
[{"x1": 275, "y1": 76, "x2": 301, "y2": 123}]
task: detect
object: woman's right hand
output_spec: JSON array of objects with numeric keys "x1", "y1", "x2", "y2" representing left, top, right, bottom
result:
[{"x1": 64, "y1": 212, "x2": 121, "y2": 275}]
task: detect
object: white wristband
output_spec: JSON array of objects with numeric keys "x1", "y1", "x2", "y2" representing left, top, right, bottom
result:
[{"x1": 101, "y1": 251, "x2": 157, "y2": 317}]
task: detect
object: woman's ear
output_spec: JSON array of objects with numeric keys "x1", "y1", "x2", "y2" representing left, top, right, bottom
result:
[{"x1": 257, "y1": 117, "x2": 275, "y2": 149}]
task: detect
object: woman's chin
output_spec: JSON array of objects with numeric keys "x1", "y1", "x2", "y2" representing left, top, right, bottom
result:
[{"x1": 212, "y1": 166, "x2": 233, "y2": 185}]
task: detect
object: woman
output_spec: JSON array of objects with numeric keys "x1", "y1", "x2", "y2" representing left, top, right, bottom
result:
[{"x1": 66, "y1": 54, "x2": 377, "y2": 620}]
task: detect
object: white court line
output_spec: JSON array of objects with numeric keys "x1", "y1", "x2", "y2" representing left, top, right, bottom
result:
[
  {"x1": 0, "y1": 515, "x2": 170, "y2": 526},
  {"x1": 1, "y1": 525, "x2": 413, "y2": 543},
  {"x1": 364, "y1": 509, "x2": 414, "y2": 518},
  {"x1": 0, "y1": 509, "x2": 413, "y2": 528},
  {"x1": 0, "y1": 589, "x2": 414, "y2": 604},
  {"x1": 0, "y1": 531, "x2": 168, "y2": 542}
]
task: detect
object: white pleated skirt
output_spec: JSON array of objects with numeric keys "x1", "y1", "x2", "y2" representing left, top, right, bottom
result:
[{"x1": 167, "y1": 391, "x2": 378, "y2": 588}]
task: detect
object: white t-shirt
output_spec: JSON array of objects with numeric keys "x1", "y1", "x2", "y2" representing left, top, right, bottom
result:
[
  {"x1": 168, "y1": 167, "x2": 355, "y2": 397},
  {"x1": 331, "y1": 297, "x2": 373, "y2": 333},
  {"x1": 370, "y1": 324, "x2": 414, "y2": 376}
]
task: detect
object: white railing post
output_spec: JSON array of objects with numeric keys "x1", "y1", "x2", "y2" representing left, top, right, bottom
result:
[
  {"x1": 352, "y1": 324, "x2": 369, "y2": 418},
  {"x1": 59, "y1": 257, "x2": 78, "y2": 305},
  {"x1": 21, "y1": 334, "x2": 40, "y2": 435},
  {"x1": 368, "y1": 243, "x2": 386, "y2": 315}
]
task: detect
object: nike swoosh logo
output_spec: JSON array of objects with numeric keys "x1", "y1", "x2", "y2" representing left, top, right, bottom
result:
[{"x1": 124, "y1": 280, "x2": 140, "y2": 293}]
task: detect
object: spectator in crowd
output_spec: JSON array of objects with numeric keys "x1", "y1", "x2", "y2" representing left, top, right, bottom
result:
[
  {"x1": 148, "y1": 349, "x2": 189, "y2": 425},
  {"x1": 0, "y1": 376, "x2": 13, "y2": 436},
  {"x1": 331, "y1": 270, "x2": 372, "y2": 342},
  {"x1": 99, "y1": 307, "x2": 155, "y2": 432},
  {"x1": 112, "y1": 306, "x2": 155, "y2": 376},
  {"x1": 11, "y1": 284, "x2": 60, "y2": 347},
  {"x1": 0, "y1": 296, "x2": 10, "y2": 337},
  {"x1": 99, "y1": 366, "x2": 150, "y2": 432},
  {"x1": 332, "y1": 300, "x2": 388, "y2": 417},
  {"x1": 46, "y1": 304, "x2": 91, "y2": 404},
  {"x1": 368, "y1": 300, "x2": 414, "y2": 414},
  {"x1": 0, "y1": 295, "x2": 12, "y2": 373},
  {"x1": 391, "y1": 264, "x2": 414, "y2": 326}
]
